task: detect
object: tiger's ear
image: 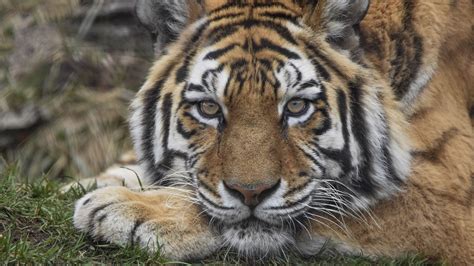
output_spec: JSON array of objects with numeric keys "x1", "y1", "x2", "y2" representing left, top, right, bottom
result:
[
  {"x1": 301, "y1": 0, "x2": 370, "y2": 53},
  {"x1": 135, "y1": 0, "x2": 204, "y2": 56}
]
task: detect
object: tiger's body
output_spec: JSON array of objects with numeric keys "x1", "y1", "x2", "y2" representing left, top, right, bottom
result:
[{"x1": 71, "y1": 0, "x2": 473, "y2": 263}]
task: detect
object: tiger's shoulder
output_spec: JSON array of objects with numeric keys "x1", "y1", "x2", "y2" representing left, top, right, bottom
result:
[{"x1": 360, "y1": 0, "x2": 473, "y2": 109}]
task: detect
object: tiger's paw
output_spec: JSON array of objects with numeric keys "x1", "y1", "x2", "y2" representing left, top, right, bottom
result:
[{"x1": 73, "y1": 186, "x2": 221, "y2": 261}]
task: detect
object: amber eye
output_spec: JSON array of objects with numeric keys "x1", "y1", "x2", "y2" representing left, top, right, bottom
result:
[
  {"x1": 286, "y1": 99, "x2": 308, "y2": 116},
  {"x1": 198, "y1": 100, "x2": 221, "y2": 118}
]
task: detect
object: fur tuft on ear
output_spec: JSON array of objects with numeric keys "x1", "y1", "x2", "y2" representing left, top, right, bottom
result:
[
  {"x1": 304, "y1": 0, "x2": 370, "y2": 53},
  {"x1": 136, "y1": 0, "x2": 191, "y2": 56}
]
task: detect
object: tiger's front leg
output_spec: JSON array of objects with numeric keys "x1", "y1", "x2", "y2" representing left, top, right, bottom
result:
[{"x1": 73, "y1": 186, "x2": 221, "y2": 261}]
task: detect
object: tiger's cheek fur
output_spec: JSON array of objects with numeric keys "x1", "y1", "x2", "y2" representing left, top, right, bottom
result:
[{"x1": 177, "y1": 105, "x2": 219, "y2": 147}]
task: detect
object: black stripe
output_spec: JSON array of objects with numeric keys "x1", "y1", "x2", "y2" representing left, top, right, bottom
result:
[
  {"x1": 349, "y1": 80, "x2": 377, "y2": 195},
  {"x1": 177, "y1": 119, "x2": 196, "y2": 139},
  {"x1": 130, "y1": 219, "x2": 144, "y2": 245},
  {"x1": 208, "y1": 2, "x2": 299, "y2": 16},
  {"x1": 283, "y1": 180, "x2": 312, "y2": 198},
  {"x1": 153, "y1": 149, "x2": 189, "y2": 186},
  {"x1": 257, "y1": 38, "x2": 300, "y2": 59},
  {"x1": 183, "y1": 111, "x2": 206, "y2": 125},
  {"x1": 230, "y1": 59, "x2": 248, "y2": 70},
  {"x1": 187, "y1": 150, "x2": 205, "y2": 168},
  {"x1": 258, "y1": 58, "x2": 273, "y2": 70},
  {"x1": 141, "y1": 75, "x2": 169, "y2": 176},
  {"x1": 161, "y1": 93, "x2": 173, "y2": 151},
  {"x1": 377, "y1": 90, "x2": 403, "y2": 185},
  {"x1": 259, "y1": 11, "x2": 299, "y2": 24},
  {"x1": 88, "y1": 203, "x2": 114, "y2": 232},
  {"x1": 411, "y1": 128, "x2": 459, "y2": 162},
  {"x1": 297, "y1": 79, "x2": 319, "y2": 92},
  {"x1": 141, "y1": 79, "x2": 187, "y2": 184},
  {"x1": 207, "y1": 25, "x2": 240, "y2": 45},
  {"x1": 175, "y1": 21, "x2": 211, "y2": 84},
  {"x1": 226, "y1": 68, "x2": 247, "y2": 100},
  {"x1": 176, "y1": 50, "x2": 197, "y2": 84},
  {"x1": 312, "y1": 110, "x2": 331, "y2": 135},
  {"x1": 207, "y1": 19, "x2": 298, "y2": 45},
  {"x1": 316, "y1": 89, "x2": 352, "y2": 175},
  {"x1": 268, "y1": 195, "x2": 310, "y2": 211},
  {"x1": 211, "y1": 64, "x2": 225, "y2": 92},
  {"x1": 338, "y1": 89, "x2": 351, "y2": 168},
  {"x1": 383, "y1": 144, "x2": 403, "y2": 185},
  {"x1": 209, "y1": 12, "x2": 245, "y2": 23},
  {"x1": 304, "y1": 41, "x2": 348, "y2": 81},
  {"x1": 201, "y1": 69, "x2": 212, "y2": 89},
  {"x1": 199, "y1": 192, "x2": 234, "y2": 210},
  {"x1": 186, "y1": 21, "x2": 210, "y2": 51},
  {"x1": 187, "y1": 84, "x2": 205, "y2": 92},
  {"x1": 311, "y1": 59, "x2": 331, "y2": 81},
  {"x1": 198, "y1": 178, "x2": 221, "y2": 199},
  {"x1": 254, "y1": 21, "x2": 298, "y2": 45},
  {"x1": 204, "y1": 44, "x2": 238, "y2": 60},
  {"x1": 311, "y1": 84, "x2": 330, "y2": 135},
  {"x1": 390, "y1": 0, "x2": 423, "y2": 99},
  {"x1": 288, "y1": 63, "x2": 303, "y2": 86},
  {"x1": 188, "y1": 142, "x2": 198, "y2": 151},
  {"x1": 199, "y1": 64, "x2": 225, "y2": 93},
  {"x1": 96, "y1": 214, "x2": 107, "y2": 223},
  {"x1": 223, "y1": 67, "x2": 234, "y2": 98},
  {"x1": 299, "y1": 147, "x2": 326, "y2": 176}
]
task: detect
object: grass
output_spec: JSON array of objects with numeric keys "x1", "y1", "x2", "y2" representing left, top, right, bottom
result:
[
  {"x1": 0, "y1": 165, "x2": 167, "y2": 264},
  {"x1": 0, "y1": 0, "x2": 149, "y2": 181},
  {"x1": 0, "y1": 165, "x2": 437, "y2": 265}
]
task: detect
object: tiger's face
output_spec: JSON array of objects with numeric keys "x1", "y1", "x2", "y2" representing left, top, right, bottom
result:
[{"x1": 133, "y1": 0, "x2": 410, "y2": 257}]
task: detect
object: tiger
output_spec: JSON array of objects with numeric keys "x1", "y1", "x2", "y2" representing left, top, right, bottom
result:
[{"x1": 69, "y1": 0, "x2": 474, "y2": 264}]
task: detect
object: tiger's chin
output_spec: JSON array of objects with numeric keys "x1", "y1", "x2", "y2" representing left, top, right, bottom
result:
[{"x1": 220, "y1": 217, "x2": 295, "y2": 258}]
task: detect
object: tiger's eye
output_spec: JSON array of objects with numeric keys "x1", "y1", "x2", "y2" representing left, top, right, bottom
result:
[
  {"x1": 199, "y1": 101, "x2": 220, "y2": 117},
  {"x1": 286, "y1": 99, "x2": 308, "y2": 115}
]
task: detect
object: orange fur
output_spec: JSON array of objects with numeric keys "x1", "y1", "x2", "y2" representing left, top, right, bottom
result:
[{"x1": 301, "y1": 2, "x2": 474, "y2": 263}]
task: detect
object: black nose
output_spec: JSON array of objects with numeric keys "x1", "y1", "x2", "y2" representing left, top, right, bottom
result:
[{"x1": 223, "y1": 179, "x2": 281, "y2": 208}]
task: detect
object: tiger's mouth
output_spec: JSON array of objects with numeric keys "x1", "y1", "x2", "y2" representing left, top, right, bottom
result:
[
  {"x1": 197, "y1": 178, "x2": 316, "y2": 227},
  {"x1": 215, "y1": 216, "x2": 289, "y2": 235},
  {"x1": 226, "y1": 216, "x2": 276, "y2": 229}
]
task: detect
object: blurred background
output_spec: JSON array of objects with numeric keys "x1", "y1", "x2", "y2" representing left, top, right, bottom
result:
[{"x1": 0, "y1": 0, "x2": 153, "y2": 181}]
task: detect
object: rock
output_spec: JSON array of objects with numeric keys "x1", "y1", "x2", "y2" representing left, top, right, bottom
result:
[
  {"x1": 0, "y1": 105, "x2": 46, "y2": 149},
  {"x1": 8, "y1": 23, "x2": 62, "y2": 82}
]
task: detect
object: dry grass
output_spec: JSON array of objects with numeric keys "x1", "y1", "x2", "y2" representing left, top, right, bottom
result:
[{"x1": 0, "y1": 0, "x2": 150, "y2": 180}]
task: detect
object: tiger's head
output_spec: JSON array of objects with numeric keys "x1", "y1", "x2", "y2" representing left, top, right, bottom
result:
[{"x1": 132, "y1": 0, "x2": 410, "y2": 257}]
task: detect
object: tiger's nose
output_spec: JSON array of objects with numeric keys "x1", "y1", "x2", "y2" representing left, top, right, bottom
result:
[{"x1": 223, "y1": 179, "x2": 281, "y2": 208}]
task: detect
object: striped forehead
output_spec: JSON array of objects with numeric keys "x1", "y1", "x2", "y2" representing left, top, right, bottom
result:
[
  {"x1": 180, "y1": 2, "x2": 327, "y2": 103},
  {"x1": 184, "y1": 41, "x2": 323, "y2": 105}
]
